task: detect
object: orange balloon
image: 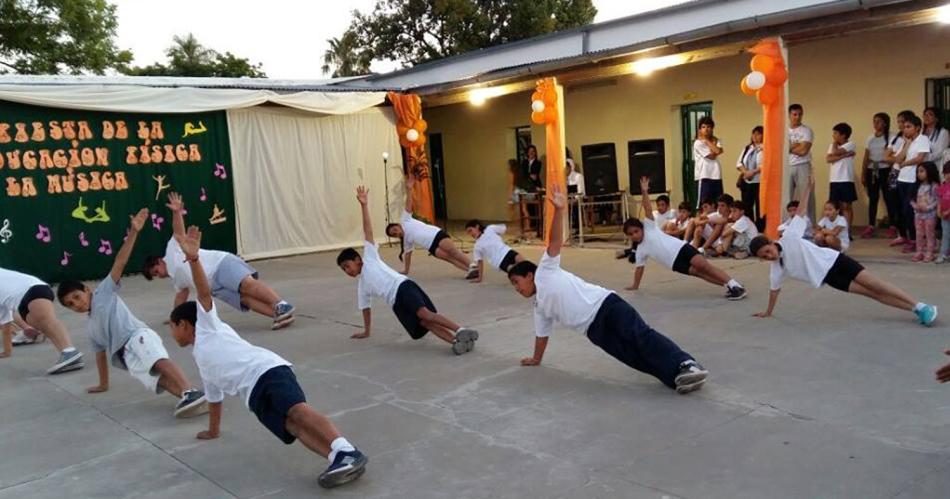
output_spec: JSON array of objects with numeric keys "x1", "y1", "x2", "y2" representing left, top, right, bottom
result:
[
  {"x1": 740, "y1": 77, "x2": 755, "y2": 96},
  {"x1": 531, "y1": 91, "x2": 542, "y2": 102},
  {"x1": 413, "y1": 119, "x2": 428, "y2": 134},
  {"x1": 415, "y1": 134, "x2": 426, "y2": 147},
  {"x1": 757, "y1": 84, "x2": 778, "y2": 105},
  {"x1": 543, "y1": 88, "x2": 557, "y2": 105},
  {"x1": 750, "y1": 55, "x2": 775, "y2": 74},
  {"x1": 531, "y1": 111, "x2": 546, "y2": 125},
  {"x1": 543, "y1": 106, "x2": 557, "y2": 123},
  {"x1": 396, "y1": 125, "x2": 409, "y2": 137},
  {"x1": 767, "y1": 64, "x2": 787, "y2": 86}
]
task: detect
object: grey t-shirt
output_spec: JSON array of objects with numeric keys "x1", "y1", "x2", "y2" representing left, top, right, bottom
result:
[{"x1": 89, "y1": 278, "x2": 150, "y2": 369}]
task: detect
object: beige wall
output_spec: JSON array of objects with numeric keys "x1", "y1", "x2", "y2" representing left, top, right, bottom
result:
[{"x1": 426, "y1": 22, "x2": 950, "y2": 225}]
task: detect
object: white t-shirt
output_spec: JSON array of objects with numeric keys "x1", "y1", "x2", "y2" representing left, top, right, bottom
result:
[
  {"x1": 400, "y1": 210, "x2": 441, "y2": 253},
  {"x1": 778, "y1": 215, "x2": 814, "y2": 240},
  {"x1": 731, "y1": 215, "x2": 759, "y2": 237},
  {"x1": 473, "y1": 224, "x2": 513, "y2": 270},
  {"x1": 653, "y1": 209, "x2": 677, "y2": 227},
  {"x1": 898, "y1": 134, "x2": 931, "y2": 183},
  {"x1": 818, "y1": 215, "x2": 850, "y2": 250},
  {"x1": 693, "y1": 139, "x2": 722, "y2": 180},
  {"x1": 828, "y1": 142, "x2": 856, "y2": 183},
  {"x1": 865, "y1": 133, "x2": 889, "y2": 166},
  {"x1": 635, "y1": 219, "x2": 688, "y2": 269},
  {"x1": 736, "y1": 144, "x2": 762, "y2": 183},
  {"x1": 924, "y1": 127, "x2": 949, "y2": 163},
  {"x1": 193, "y1": 302, "x2": 290, "y2": 407},
  {"x1": 357, "y1": 241, "x2": 408, "y2": 310},
  {"x1": 789, "y1": 125, "x2": 814, "y2": 166},
  {"x1": 769, "y1": 216, "x2": 840, "y2": 291},
  {"x1": 533, "y1": 252, "x2": 611, "y2": 338},
  {"x1": 0, "y1": 268, "x2": 44, "y2": 324},
  {"x1": 702, "y1": 212, "x2": 726, "y2": 239},
  {"x1": 567, "y1": 170, "x2": 585, "y2": 195},
  {"x1": 163, "y1": 238, "x2": 228, "y2": 292}
]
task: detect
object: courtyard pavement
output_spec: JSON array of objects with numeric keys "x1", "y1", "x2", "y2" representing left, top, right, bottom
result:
[{"x1": 1, "y1": 238, "x2": 948, "y2": 499}]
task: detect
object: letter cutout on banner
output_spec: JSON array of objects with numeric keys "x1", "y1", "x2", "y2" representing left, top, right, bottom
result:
[
  {"x1": 739, "y1": 39, "x2": 787, "y2": 239},
  {"x1": 530, "y1": 78, "x2": 566, "y2": 244},
  {"x1": 387, "y1": 92, "x2": 435, "y2": 223}
]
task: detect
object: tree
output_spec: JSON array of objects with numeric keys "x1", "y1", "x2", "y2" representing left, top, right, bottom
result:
[
  {"x1": 0, "y1": 0, "x2": 133, "y2": 74},
  {"x1": 323, "y1": 0, "x2": 597, "y2": 76},
  {"x1": 125, "y1": 34, "x2": 266, "y2": 78},
  {"x1": 322, "y1": 30, "x2": 373, "y2": 78}
]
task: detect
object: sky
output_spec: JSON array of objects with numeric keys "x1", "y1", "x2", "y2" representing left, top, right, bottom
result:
[{"x1": 111, "y1": 0, "x2": 689, "y2": 80}]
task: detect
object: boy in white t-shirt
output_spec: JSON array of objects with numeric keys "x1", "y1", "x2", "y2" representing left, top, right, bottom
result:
[
  {"x1": 56, "y1": 208, "x2": 208, "y2": 418},
  {"x1": 169, "y1": 226, "x2": 367, "y2": 489},
  {"x1": 691, "y1": 194, "x2": 732, "y2": 254},
  {"x1": 815, "y1": 200, "x2": 850, "y2": 252},
  {"x1": 749, "y1": 177, "x2": 937, "y2": 326},
  {"x1": 337, "y1": 186, "x2": 478, "y2": 355},
  {"x1": 714, "y1": 201, "x2": 759, "y2": 259},
  {"x1": 653, "y1": 194, "x2": 676, "y2": 227},
  {"x1": 778, "y1": 200, "x2": 814, "y2": 240},
  {"x1": 465, "y1": 220, "x2": 524, "y2": 282},
  {"x1": 825, "y1": 122, "x2": 857, "y2": 225},
  {"x1": 623, "y1": 177, "x2": 747, "y2": 300},
  {"x1": 693, "y1": 117, "x2": 724, "y2": 209},
  {"x1": 144, "y1": 193, "x2": 295, "y2": 330},
  {"x1": 508, "y1": 185, "x2": 708, "y2": 394},
  {"x1": 663, "y1": 202, "x2": 694, "y2": 239}
]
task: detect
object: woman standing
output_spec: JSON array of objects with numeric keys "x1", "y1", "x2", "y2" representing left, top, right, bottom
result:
[
  {"x1": 886, "y1": 114, "x2": 932, "y2": 253},
  {"x1": 922, "y1": 107, "x2": 949, "y2": 165},
  {"x1": 522, "y1": 145, "x2": 543, "y2": 192},
  {"x1": 735, "y1": 126, "x2": 763, "y2": 224},
  {"x1": 860, "y1": 113, "x2": 893, "y2": 238}
]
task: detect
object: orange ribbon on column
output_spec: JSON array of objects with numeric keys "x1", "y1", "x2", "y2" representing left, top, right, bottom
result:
[
  {"x1": 388, "y1": 92, "x2": 435, "y2": 223},
  {"x1": 530, "y1": 78, "x2": 566, "y2": 244}
]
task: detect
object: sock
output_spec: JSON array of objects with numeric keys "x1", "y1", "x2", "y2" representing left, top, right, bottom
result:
[
  {"x1": 62, "y1": 347, "x2": 77, "y2": 354},
  {"x1": 328, "y1": 437, "x2": 355, "y2": 463},
  {"x1": 914, "y1": 302, "x2": 926, "y2": 312},
  {"x1": 725, "y1": 279, "x2": 740, "y2": 289}
]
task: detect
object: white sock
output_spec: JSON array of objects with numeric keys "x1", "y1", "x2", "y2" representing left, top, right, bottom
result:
[
  {"x1": 328, "y1": 437, "x2": 355, "y2": 463},
  {"x1": 62, "y1": 347, "x2": 77, "y2": 354},
  {"x1": 915, "y1": 302, "x2": 926, "y2": 312},
  {"x1": 725, "y1": 279, "x2": 740, "y2": 289}
]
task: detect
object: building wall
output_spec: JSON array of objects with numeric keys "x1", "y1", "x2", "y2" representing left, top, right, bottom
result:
[{"x1": 425, "y1": 22, "x2": 950, "y2": 225}]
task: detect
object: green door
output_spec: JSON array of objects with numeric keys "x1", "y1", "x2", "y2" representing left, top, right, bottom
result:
[{"x1": 680, "y1": 102, "x2": 713, "y2": 208}]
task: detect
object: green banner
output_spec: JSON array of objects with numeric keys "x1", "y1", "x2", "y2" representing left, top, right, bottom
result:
[{"x1": 0, "y1": 100, "x2": 236, "y2": 283}]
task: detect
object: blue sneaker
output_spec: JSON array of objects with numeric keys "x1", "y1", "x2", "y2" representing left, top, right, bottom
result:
[
  {"x1": 916, "y1": 304, "x2": 938, "y2": 327},
  {"x1": 272, "y1": 301, "x2": 295, "y2": 330},
  {"x1": 318, "y1": 449, "x2": 367, "y2": 489}
]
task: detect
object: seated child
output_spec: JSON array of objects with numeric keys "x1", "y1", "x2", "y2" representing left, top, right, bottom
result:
[
  {"x1": 815, "y1": 200, "x2": 850, "y2": 252},
  {"x1": 466, "y1": 221, "x2": 524, "y2": 282},
  {"x1": 170, "y1": 226, "x2": 367, "y2": 489},
  {"x1": 653, "y1": 194, "x2": 676, "y2": 227},
  {"x1": 778, "y1": 200, "x2": 814, "y2": 239},
  {"x1": 338, "y1": 186, "x2": 478, "y2": 354},
  {"x1": 58, "y1": 208, "x2": 207, "y2": 417},
  {"x1": 714, "y1": 200, "x2": 759, "y2": 259},
  {"x1": 662, "y1": 202, "x2": 693, "y2": 240},
  {"x1": 692, "y1": 194, "x2": 732, "y2": 254}
]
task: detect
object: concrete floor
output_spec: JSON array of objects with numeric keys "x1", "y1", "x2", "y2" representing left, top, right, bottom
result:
[{"x1": 1, "y1": 239, "x2": 948, "y2": 499}]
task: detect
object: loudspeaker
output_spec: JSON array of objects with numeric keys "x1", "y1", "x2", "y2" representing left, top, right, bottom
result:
[
  {"x1": 580, "y1": 143, "x2": 618, "y2": 196},
  {"x1": 628, "y1": 139, "x2": 666, "y2": 195}
]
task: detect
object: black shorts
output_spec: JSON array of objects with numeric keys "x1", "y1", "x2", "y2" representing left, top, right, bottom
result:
[
  {"x1": 427, "y1": 230, "x2": 450, "y2": 256},
  {"x1": 499, "y1": 250, "x2": 520, "y2": 272},
  {"x1": 822, "y1": 253, "x2": 865, "y2": 292},
  {"x1": 829, "y1": 182, "x2": 858, "y2": 203},
  {"x1": 671, "y1": 244, "x2": 698, "y2": 275},
  {"x1": 392, "y1": 280, "x2": 437, "y2": 339},
  {"x1": 17, "y1": 284, "x2": 54, "y2": 321},
  {"x1": 697, "y1": 179, "x2": 724, "y2": 208},
  {"x1": 248, "y1": 365, "x2": 307, "y2": 444}
]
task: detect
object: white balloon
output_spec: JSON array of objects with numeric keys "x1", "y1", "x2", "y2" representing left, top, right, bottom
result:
[
  {"x1": 745, "y1": 71, "x2": 766, "y2": 90},
  {"x1": 406, "y1": 129, "x2": 420, "y2": 142},
  {"x1": 531, "y1": 100, "x2": 545, "y2": 113}
]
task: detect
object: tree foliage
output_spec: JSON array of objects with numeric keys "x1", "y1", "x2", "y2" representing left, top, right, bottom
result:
[
  {"x1": 324, "y1": 0, "x2": 596, "y2": 76},
  {"x1": 0, "y1": 0, "x2": 133, "y2": 74},
  {"x1": 124, "y1": 34, "x2": 266, "y2": 78}
]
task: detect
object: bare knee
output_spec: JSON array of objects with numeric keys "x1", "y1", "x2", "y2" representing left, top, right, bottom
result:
[{"x1": 416, "y1": 307, "x2": 435, "y2": 321}]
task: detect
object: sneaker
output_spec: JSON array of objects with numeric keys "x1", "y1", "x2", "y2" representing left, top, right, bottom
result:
[
  {"x1": 47, "y1": 350, "x2": 84, "y2": 374},
  {"x1": 674, "y1": 361, "x2": 708, "y2": 394},
  {"x1": 924, "y1": 254, "x2": 935, "y2": 263},
  {"x1": 451, "y1": 328, "x2": 479, "y2": 355},
  {"x1": 889, "y1": 237, "x2": 907, "y2": 247},
  {"x1": 936, "y1": 256, "x2": 947, "y2": 264},
  {"x1": 732, "y1": 251, "x2": 749, "y2": 260},
  {"x1": 272, "y1": 301, "x2": 296, "y2": 330},
  {"x1": 911, "y1": 253, "x2": 925, "y2": 262},
  {"x1": 725, "y1": 285, "x2": 747, "y2": 301},
  {"x1": 903, "y1": 244, "x2": 917, "y2": 254},
  {"x1": 175, "y1": 389, "x2": 209, "y2": 418},
  {"x1": 12, "y1": 328, "x2": 44, "y2": 346},
  {"x1": 318, "y1": 450, "x2": 368, "y2": 489},
  {"x1": 697, "y1": 247, "x2": 705, "y2": 255},
  {"x1": 860, "y1": 226, "x2": 875, "y2": 239},
  {"x1": 916, "y1": 304, "x2": 938, "y2": 327},
  {"x1": 885, "y1": 226, "x2": 898, "y2": 239},
  {"x1": 465, "y1": 266, "x2": 479, "y2": 280}
]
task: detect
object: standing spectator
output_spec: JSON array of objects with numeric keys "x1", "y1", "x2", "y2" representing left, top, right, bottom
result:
[
  {"x1": 566, "y1": 149, "x2": 585, "y2": 195},
  {"x1": 788, "y1": 104, "x2": 815, "y2": 220},
  {"x1": 922, "y1": 107, "x2": 949, "y2": 164},
  {"x1": 860, "y1": 113, "x2": 893, "y2": 238},
  {"x1": 911, "y1": 162, "x2": 940, "y2": 262},
  {"x1": 523, "y1": 145, "x2": 543, "y2": 192},
  {"x1": 886, "y1": 114, "x2": 931, "y2": 253},
  {"x1": 508, "y1": 159, "x2": 531, "y2": 234},
  {"x1": 884, "y1": 110, "x2": 915, "y2": 245},
  {"x1": 826, "y1": 122, "x2": 857, "y2": 226},
  {"x1": 693, "y1": 116, "x2": 723, "y2": 209},
  {"x1": 736, "y1": 126, "x2": 764, "y2": 224},
  {"x1": 936, "y1": 162, "x2": 950, "y2": 263}
]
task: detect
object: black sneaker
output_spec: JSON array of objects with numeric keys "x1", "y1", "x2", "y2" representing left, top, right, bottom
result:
[
  {"x1": 674, "y1": 361, "x2": 708, "y2": 395},
  {"x1": 318, "y1": 449, "x2": 367, "y2": 489},
  {"x1": 47, "y1": 350, "x2": 84, "y2": 374},
  {"x1": 465, "y1": 266, "x2": 479, "y2": 280},
  {"x1": 451, "y1": 328, "x2": 479, "y2": 355},
  {"x1": 725, "y1": 285, "x2": 747, "y2": 301},
  {"x1": 175, "y1": 389, "x2": 209, "y2": 418}
]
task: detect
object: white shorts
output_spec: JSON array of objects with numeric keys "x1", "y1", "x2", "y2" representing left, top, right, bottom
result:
[{"x1": 123, "y1": 329, "x2": 170, "y2": 394}]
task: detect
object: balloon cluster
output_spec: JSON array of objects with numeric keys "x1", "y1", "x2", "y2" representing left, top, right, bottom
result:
[
  {"x1": 530, "y1": 79, "x2": 558, "y2": 125},
  {"x1": 740, "y1": 54, "x2": 787, "y2": 105},
  {"x1": 397, "y1": 118, "x2": 428, "y2": 148}
]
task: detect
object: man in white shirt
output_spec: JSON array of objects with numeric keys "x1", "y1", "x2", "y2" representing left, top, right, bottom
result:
[
  {"x1": 623, "y1": 177, "x2": 747, "y2": 300},
  {"x1": 465, "y1": 221, "x2": 524, "y2": 282},
  {"x1": 337, "y1": 186, "x2": 478, "y2": 355},
  {"x1": 144, "y1": 193, "x2": 295, "y2": 330},
  {"x1": 788, "y1": 104, "x2": 815, "y2": 220},
  {"x1": 693, "y1": 116, "x2": 724, "y2": 209},
  {"x1": 169, "y1": 225, "x2": 367, "y2": 489},
  {"x1": 507, "y1": 184, "x2": 708, "y2": 394},
  {"x1": 748, "y1": 176, "x2": 937, "y2": 326}
]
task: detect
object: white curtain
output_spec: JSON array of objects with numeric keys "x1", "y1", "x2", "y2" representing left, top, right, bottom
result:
[{"x1": 227, "y1": 106, "x2": 406, "y2": 259}]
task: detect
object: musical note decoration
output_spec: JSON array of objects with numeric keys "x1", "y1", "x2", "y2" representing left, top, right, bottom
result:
[
  {"x1": 182, "y1": 121, "x2": 208, "y2": 139},
  {"x1": 0, "y1": 219, "x2": 12, "y2": 244},
  {"x1": 209, "y1": 204, "x2": 227, "y2": 225},
  {"x1": 151, "y1": 213, "x2": 165, "y2": 231},
  {"x1": 35, "y1": 225, "x2": 51, "y2": 243},
  {"x1": 200, "y1": 187, "x2": 207, "y2": 202},
  {"x1": 79, "y1": 232, "x2": 89, "y2": 247},
  {"x1": 98, "y1": 239, "x2": 113, "y2": 255},
  {"x1": 213, "y1": 163, "x2": 227, "y2": 180},
  {"x1": 60, "y1": 251, "x2": 71, "y2": 266}
]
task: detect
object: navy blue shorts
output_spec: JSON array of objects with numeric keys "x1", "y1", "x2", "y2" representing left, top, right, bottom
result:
[
  {"x1": 829, "y1": 182, "x2": 858, "y2": 203},
  {"x1": 17, "y1": 284, "x2": 54, "y2": 321},
  {"x1": 427, "y1": 230, "x2": 450, "y2": 256},
  {"x1": 671, "y1": 244, "x2": 698, "y2": 275},
  {"x1": 392, "y1": 280, "x2": 437, "y2": 340},
  {"x1": 697, "y1": 179, "x2": 723, "y2": 208},
  {"x1": 248, "y1": 366, "x2": 306, "y2": 444},
  {"x1": 499, "y1": 250, "x2": 519, "y2": 272}
]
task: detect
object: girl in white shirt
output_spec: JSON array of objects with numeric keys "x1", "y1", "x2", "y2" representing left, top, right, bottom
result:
[
  {"x1": 885, "y1": 114, "x2": 932, "y2": 253},
  {"x1": 922, "y1": 107, "x2": 949, "y2": 164},
  {"x1": 385, "y1": 174, "x2": 477, "y2": 279},
  {"x1": 815, "y1": 200, "x2": 850, "y2": 252},
  {"x1": 860, "y1": 112, "x2": 894, "y2": 239},
  {"x1": 736, "y1": 126, "x2": 763, "y2": 223},
  {"x1": 465, "y1": 221, "x2": 524, "y2": 282}
]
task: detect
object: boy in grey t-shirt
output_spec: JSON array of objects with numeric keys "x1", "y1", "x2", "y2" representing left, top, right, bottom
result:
[{"x1": 57, "y1": 208, "x2": 208, "y2": 418}]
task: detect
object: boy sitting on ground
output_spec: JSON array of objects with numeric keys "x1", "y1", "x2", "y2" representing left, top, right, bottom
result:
[
  {"x1": 714, "y1": 200, "x2": 759, "y2": 259},
  {"x1": 662, "y1": 202, "x2": 693, "y2": 240}
]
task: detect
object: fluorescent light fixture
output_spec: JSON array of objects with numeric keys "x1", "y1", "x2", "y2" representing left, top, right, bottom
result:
[
  {"x1": 629, "y1": 55, "x2": 685, "y2": 76},
  {"x1": 938, "y1": 4, "x2": 950, "y2": 24},
  {"x1": 469, "y1": 87, "x2": 505, "y2": 106}
]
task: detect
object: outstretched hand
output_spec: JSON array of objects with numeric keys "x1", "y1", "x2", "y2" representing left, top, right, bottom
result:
[
  {"x1": 166, "y1": 192, "x2": 184, "y2": 213},
  {"x1": 549, "y1": 184, "x2": 566, "y2": 210},
  {"x1": 175, "y1": 226, "x2": 202, "y2": 261},
  {"x1": 356, "y1": 186, "x2": 369, "y2": 206},
  {"x1": 639, "y1": 176, "x2": 651, "y2": 192},
  {"x1": 129, "y1": 208, "x2": 149, "y2": 233}
]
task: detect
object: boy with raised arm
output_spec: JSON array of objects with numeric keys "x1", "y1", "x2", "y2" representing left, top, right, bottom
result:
[
  {"x1": 144, "y1": 193, "x2": 295, "y2": 330},
  {"x1": 507, "y1": 184, "x2": 708, "y2": 394},
  {"x1": 57, "y1": 208, "x2": 207, "y2": 417},
  {"x1": 622, "y1": 177, "x2": 747, "y2": 299},
  {"x1": 749, "y1": 176, "x2": 938, "y2": 326},
  {"x1": 337, "y1": 186, "x2": 479, "y2": 354},
  {"x1": 169, "y1": 226, "x2": 367, "y2": 489}
]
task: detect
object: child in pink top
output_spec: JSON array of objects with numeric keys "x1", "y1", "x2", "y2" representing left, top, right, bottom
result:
[
  {"x1": 936, "y1": 162, "x2": 950, "y2": 263},
  {"x1": 911, "y1": 162, "x2": 941, "y2": 262}
]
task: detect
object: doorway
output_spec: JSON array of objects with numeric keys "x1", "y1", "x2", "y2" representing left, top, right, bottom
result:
[
  {"x1": 429, "y1": 133, "x2": 447, "y2": 222},
  {"x1": 680, "y1": 101, "x2": 713, "y2": 208}
]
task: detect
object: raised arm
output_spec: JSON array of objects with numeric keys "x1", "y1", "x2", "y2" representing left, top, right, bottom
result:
[
  {"x1": 110, "y1": 208, "x2": 148, "y2": 284},
  {"x1": 639, "y1": 177, "x2": 654, "y2": 220},
  {"x1": 356, "y1": 186, "x2": 373, "y2": 242},
  {"x1": 167, "y1": 192, "x2": 186, "y2": 239},
  {"x1": 545, "y1": 184, "x2": 568, "y2": 258},
  {"x1": 176, "y1": 226, "x2": 213, "y2": 312},
  {"x1": 404, "y1": 173, "x2": 415, "y2": 213}
]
